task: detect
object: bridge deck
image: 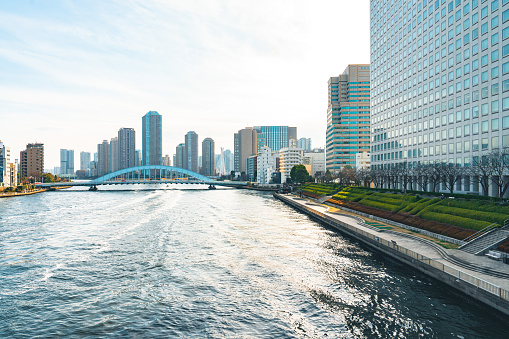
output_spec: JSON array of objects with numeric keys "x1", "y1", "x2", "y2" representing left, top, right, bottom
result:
[{"x1": 37, "y1": 180, "x2": 247, "y2": 188}]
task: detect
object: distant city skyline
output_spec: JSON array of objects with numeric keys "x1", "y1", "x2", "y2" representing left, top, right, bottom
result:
[{"x1": 0, "y1": 1, "x2": 369, "y2": 168}]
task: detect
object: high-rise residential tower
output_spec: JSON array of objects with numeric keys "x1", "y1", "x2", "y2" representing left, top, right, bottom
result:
[
  {"x1": 297, "y1": 138, "x2": 312, "y2": 151},
  {"x1": 201, "y1": 138, "x2": 215, "y2": 176},
  {"x1": 80, "y1": 152, "x2": 91, "y2": 171},
  {"x1": 370, "y1": 0, "x2": 509, "y2": 195},
  {"x1": 184, "y1": 131, "x2": 199, "y2": 172},
  {"x1": 118, "y1": 128, "x2": 136, "y2": 170},
  {"x1": 163, "y1": 155, "x2": 171, "y2": 166},
  {"x1": 60, "y1": 149, "x2": 74, "y2": 175},
  {"x1": 326, "y1": 64, "x2": 370, "y2": 173},
  {"x1": 97, "y1": 140, "x2": 110, "y2": 176},
  {"x1": 142, "y1": 111, "x2": 162, "y2": 166},
  {"x1": 234, "y1": 127, "x2": 259, "y2": 173},
  {"x1": 175, "y1": 143, "x2": 185, "y2": 169},
  {"x1": 110, "y1": 137, "x2": 119, "y2": 173},
  {"x1": 20, "y1": 143, "x2": 44, "y2": 181}
]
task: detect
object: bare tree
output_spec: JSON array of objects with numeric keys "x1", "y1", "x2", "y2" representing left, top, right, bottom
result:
[
  {"x1": 429, "y1": 162, "x2": 443, "y2": 192},
  {"x1": 413, "y1": 164, "x2": 432, "y2": 192},
  {"x1": 370, "y1": 168, "x2": 383, "y2": 188},
  {"x1": 488, "y1": 149, "x2": 509, "y2": 198},
  {"x1": 467, "y1": 155, "x2": 493, "y2": 196},
  {"x1": 399, "y1": 165, "x2": 411, "y2": 192},
  {"x1": 357, "y1": 168, "x2": 371, "y2": 187},
  {"x1": 442, "y1": 163, "x2": 465, "y2": 194}
]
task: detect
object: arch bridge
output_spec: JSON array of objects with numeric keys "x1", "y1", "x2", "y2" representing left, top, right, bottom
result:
[{"x1": 36, "y1": 165, "x2": 247, "y2": 189}]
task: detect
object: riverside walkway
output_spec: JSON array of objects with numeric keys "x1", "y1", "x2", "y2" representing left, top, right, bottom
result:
[{"x1": 275, "y1": 193, "x2": 509, "y2": 315}]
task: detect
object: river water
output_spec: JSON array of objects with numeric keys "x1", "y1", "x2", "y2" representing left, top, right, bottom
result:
[{"x1": 0, "y1": 186, "x2": 508, "y2": 338}]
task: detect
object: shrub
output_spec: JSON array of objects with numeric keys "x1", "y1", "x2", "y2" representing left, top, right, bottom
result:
[
  {"x1": 427, "y1": 204, "x2": 508, "y2": 226},
  {"x1": 418, "y1": 211, "x2": 492, "y2": 231}
]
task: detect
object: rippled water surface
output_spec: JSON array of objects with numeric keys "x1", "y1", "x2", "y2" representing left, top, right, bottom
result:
[{"x1": 1, "y1": 186, "x2": 508, "y2": 338}]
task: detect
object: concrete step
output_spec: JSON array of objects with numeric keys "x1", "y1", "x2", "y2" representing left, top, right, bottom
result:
[{"x1": 460, "y1": 229, "x2": 509, "y2": 255}]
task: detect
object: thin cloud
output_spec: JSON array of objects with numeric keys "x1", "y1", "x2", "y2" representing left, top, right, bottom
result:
[{"x1": 0, "y1": 0, "x2": 369, "y2": 167}]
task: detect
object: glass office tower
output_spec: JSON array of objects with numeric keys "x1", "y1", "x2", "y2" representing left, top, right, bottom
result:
[{"x1": 370, "y1": 0, "x2": 509, "y2": 194}]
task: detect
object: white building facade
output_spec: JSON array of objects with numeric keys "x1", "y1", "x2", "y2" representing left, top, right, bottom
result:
[
  {"x1": 279, "y1": 144, "x2": 303, "y2": 183},
  {"x1": 356, "y1": 151, "x2": 371, "y2": 170},
  {"x1": 257, "y1": 146, "x2": 277, "y2": 184},
  {"x1": 0, "y1": 141, "x2": 15, "y2": 187},
  {"x1": 303, "y1": 149, "x2": 326, "y2": 177}
]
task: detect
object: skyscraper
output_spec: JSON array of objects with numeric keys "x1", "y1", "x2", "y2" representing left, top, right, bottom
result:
[
  {"x1": 20, "y1": 143, "x2": 44, "y2": 181},
  {"x1": 163, "y1": 155, "x2": 171, "y2": 166},
  {"x1": 109, "y1": 137, "x2": 119, "y2": 173},
  {"x1": 297, "y1": 138, "x2": 312, "y2": 151},
  {"x1": 142, "y1": 111, "x2": 162, "y2": 166},
  {"x1": 253, "y1": 126, "x2": 297, "y2": 151},
  {"x1": 234, "y1": 127, "x2": 259, "y2": 173},
  {"x1": 184, "y1": 131, "x2": 199, "y2": 172},
  {"x1": 175, "y1": 143, "x2": 185, "y2": 169},
  {"x1": 370, "y1": 0, "x2": 509, "y2": 195},
  {"x1": 135, "y1": 150, "x2": 141, "y2": 167},
  {"x1": 118, "y1": 128, "x2": 136, "y2": 170},
  {"x1": 60, "y1": 149, "x2": 74, "y2": 175},
  {"x1": 326, "y1": 64, "x2": 370, "y2": 173},
  {"x1": 223, "y1": 149, "x2": 233, "y2": 173},
  {"x1": 80, "y1": 152, "x2": 91, "y2": 171},
  {"x1": 201, "y1": 137, "x2": 215, "y2": 176},
  {"x1": 97, "y1": 140, "x2": 110, "y2": 176}
]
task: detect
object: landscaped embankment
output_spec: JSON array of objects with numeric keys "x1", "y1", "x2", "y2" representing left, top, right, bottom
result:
[
  {"x1": 274, "y1": 192, "x2": 509, "y2": 316},
  {"x1": 298, "y1": 184, "x2": 509, "y2": 252}
]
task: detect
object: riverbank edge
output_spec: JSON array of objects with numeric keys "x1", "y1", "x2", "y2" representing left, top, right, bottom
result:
[
  {"x1": 274, "y1": 192, "x2": 509, "y2": 317},
  {"x1": 0, "y1": 186, "x2": 70, "y2": 198}
]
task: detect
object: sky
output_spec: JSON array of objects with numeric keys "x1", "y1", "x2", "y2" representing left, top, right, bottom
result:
[{"x1": 0, "y1": 0, "x2": 370, "y2": 169}]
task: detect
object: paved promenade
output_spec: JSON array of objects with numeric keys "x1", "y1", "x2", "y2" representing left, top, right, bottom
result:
[{"x1": 279, "y1": 193, "x2": 509, "y2": 291}]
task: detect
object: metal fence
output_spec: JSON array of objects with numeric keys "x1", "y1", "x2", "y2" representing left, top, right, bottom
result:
[{"x1": 280, "y1": 195, "x2": 509, "y2": 303}]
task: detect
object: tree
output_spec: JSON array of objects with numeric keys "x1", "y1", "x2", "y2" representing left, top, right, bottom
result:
[
  {"x1": 290, "y1": 165, "x2": 311, "y2": 184},
  {"x1": 413, "y1": 164, "x2": 432, "y2": 192},
  {"x1": 357, "y1": 168, "x2": 371, "y2": 187},
  {"x1": 467, "y1": 155, "x2": 493, "y2": 196},
  {"x1": 325, "y1": 170, "x2": 333, "y2": 183},
  {"x1": 371, "y1": 167, "x2": 386, "y2": 189},
  {"x1": 42, "y1": 173, "x2": 55, "y2": 183},
  {"x1": 442, "y1": 163, "x2": 464, "y2": 194},
  {"x1": 429, "y1": 162, "x2": 443, "y2": 192},
  {"x1": 399, "y1": 164, "x2": 411, "y2": 192},
  {"x1": 487, "y1": 149, "x2": 509, "y2": 198}
]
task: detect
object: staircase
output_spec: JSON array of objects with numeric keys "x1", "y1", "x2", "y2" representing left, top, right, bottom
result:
[
  {"x1": 316, "y1": 195, "x2": 333, "y2": 204},
  {"x1": 459, "y1": 226, "x2": 509, "y2": 255}
]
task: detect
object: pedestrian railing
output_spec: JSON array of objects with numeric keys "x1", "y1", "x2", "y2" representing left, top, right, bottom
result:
[{"x1": 277, "y1": 194, "x2": 509, "y2": 302}]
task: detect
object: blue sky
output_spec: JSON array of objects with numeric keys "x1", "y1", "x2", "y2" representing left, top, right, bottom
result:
[{"x1": 0, "y1": 0, "x2": 370, "y2": 168}]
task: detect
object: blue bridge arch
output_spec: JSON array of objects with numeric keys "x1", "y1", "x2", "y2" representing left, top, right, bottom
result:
[
  {"x1": 91, "y1": 165, "x2": 210, "y2": 184},
  {"x1": 36, "y1": 165, "x2": 247, "y2": 188}
]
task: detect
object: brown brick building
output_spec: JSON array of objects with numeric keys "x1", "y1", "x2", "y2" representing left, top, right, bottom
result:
[{"x1": 20, "y1": 143, "x2": 44, "y2": 181}]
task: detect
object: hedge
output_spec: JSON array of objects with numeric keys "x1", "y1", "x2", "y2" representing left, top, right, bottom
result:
[
  {"x1": 327, "y1": 199, "x2": 476, "y2": 240},
  {"x1": 417, "y1": 211, "x2": 492, "y2": 231},
  {"x1": 426, "y1": 205, "x2": 507, "y2": 226}
]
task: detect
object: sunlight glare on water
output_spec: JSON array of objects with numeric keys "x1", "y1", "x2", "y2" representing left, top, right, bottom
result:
[{"x1": 0, "y1": 186, "x2": 508, "y2": 338}]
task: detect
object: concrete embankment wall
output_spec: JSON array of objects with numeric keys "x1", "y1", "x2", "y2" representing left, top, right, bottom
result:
[{"x1": 274, "y1": 193, "x2": 509, "y2": 317}]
